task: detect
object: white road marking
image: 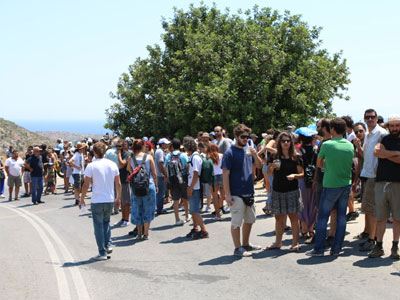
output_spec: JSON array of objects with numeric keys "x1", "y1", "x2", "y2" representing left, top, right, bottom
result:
[
  {"x1": 1, "y1": 205, "x2": 72, "y2": 300},
  {"x1": 18, "y1": 208, "x2": 91, "y2": 300}
]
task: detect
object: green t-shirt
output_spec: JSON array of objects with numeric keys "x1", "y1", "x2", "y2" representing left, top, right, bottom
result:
[{"x1": 318, "y1": 137, "x2": 354, "y2": 188}]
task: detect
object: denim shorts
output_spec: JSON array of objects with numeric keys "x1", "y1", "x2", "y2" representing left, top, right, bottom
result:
[
  {"x1": 189, "y1": 189, "x2": 201, "y2": 214},
  {"x1": 72, "y1": 174, "x2": 83, "y2": 189},
  {"x1": 131, "y1": 183, "x2": 156, "y2": 225},
  {"x1": 214, "y1": 174, "x2": 223, "y2": 187}
]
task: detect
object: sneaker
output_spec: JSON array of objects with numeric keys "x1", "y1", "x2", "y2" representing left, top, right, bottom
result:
[
  {"x1": 186, "y1": 229, "x2": 198, "y2": 238},
  {"x1": 184, "y1": 215, "x2": 192, "y2": 223},
  {"x1": 234, "y1": 247, "x2": 252, "y2": 257},
  {"x1": 354, "y1": 232, "x2": 369, "y2": 240},
  {"x1": 8, "y1": 196, "x2": 12, "y2": 202},
  {"x1": 128, "y1": 228, "x2": 138, "y2": 236},
  {"x1": 120, "y1": 221, "x2": 129, "y2": 227},
  {"x1": 37, "y1": 200, "x2": 45, "y2": 204},
  {"x1": 305, "y1": 234, "x2": 315, "y2": 245},
  {"x1": 223, "y1": 206, "x2": 230, "y2": 213},
  {"x1": 360, "y1": 239, "x2": 375, "y2": 252},
  {"x1": 346, "y1": 211, "x2": 359, "y2": 222},
  {"x1": 368, "y1": 245, "x2": 384, "y2": 258},
  {"x1": 242, "y1": 244, "x2": 262, "y2": 252},
  {"x1": 0, "y1": 194, "x2": 5, "y2": 198},
  {"x1": 106, "y1": 247, "x2": 113, "y2": 254},
  {"x1": 175, "y1": 220, "x2": 184, "y2": 226},
  {"x1": 203, "y1": 206, "x2": 211, "y2": 213},
  {"x1": 390, "y1": 247, "x2": 400, "y2": 260},
  {"x1": 112, "y1": 209, "x2": 119, "y2": 215},
  {"x1": 92, "y1": 255, "x2": 108, "y2": 261},
  {"x1": 21, "y1": 193, "x2": 29, "y2": 198},
  {"x1": 330, "y1": 249, "x2": 344, "y2": 256},
  {"x1": 113, "y1": 220, "x2": 124, "y2": 227},
  {"x1": 306, "y1": 250, "x2": 324, "y2": 257}
]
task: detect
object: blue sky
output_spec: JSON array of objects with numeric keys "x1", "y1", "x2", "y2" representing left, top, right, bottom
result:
[{"x1": 0, "y1": 0, "x2": 398, "y2": 130}]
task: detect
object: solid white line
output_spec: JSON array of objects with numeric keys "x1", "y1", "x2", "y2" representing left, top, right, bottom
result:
[
  {"x1": 15, "y1": 207, "x2": 91, "y2": 300},
  {"x1": 1, "y1": 205, "x2": 71, "y2": 300}
]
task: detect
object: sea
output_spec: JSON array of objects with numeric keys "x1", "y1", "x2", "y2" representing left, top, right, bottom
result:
[{"x1": 15, "y1": 120, "x2": 110, "y2": 135}]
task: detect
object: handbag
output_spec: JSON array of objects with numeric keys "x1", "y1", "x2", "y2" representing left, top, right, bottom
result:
[{"x1": 239, "y1": 194, "x2": 255, "y2": 207}]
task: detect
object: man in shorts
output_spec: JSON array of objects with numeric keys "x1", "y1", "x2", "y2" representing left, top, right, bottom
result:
[
  {"x1": 368, "y1": 116, "x2": 400, "y2": 259},
  {"x1": 359, "y1": 109, "x2": 387, "y2": 252},
  {"x1": 5, "y1": 149, "x2": 24, "y2": 201},
  {"x1": 222, "y1": 124, "x2": 262, "y2": 257},
  {"x1": 165, "y1": 138, "x2": 190, "y2": 225},
  {"x1": 69, "y1": 143, "x2": 86, "y2": 206}
]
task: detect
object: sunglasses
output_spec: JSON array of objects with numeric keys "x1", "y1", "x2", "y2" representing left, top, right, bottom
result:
[
  {"x1": 239, "y1": 134, "x2": 249, "y2": 139},
  {"x1": 354, "y1": 130, "x2": 364, "y2": 134},
  {"x1": 281, "y1": 139, "x2": 291, "y2": 144},
  {"x1": 365, "y1": 115, "x2": 376, "y2": 120}
]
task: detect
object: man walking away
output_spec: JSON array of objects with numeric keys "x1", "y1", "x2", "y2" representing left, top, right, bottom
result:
[{"x1": 80, "y1": 142, "x2": 121, "y2": 261}]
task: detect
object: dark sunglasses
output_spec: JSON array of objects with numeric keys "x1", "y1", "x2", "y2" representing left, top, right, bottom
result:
[
  {"x1": 365, "y1": 115, "x2": 376, "y2": 120},
  {"x1": 354, "y1": 130, "x2": 364, "y2": 134},
  {"x1": 281, "y1": 139, "x2": 291, "y2": 144},
  {"x1": 239, "y1": 134, "x2": 249, "y2": 139}
]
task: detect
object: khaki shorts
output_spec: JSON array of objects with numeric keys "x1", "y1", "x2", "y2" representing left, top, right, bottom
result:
[
  {"x1": 8, "y1": 175, "x2": 22, "y2": 188},
  {"x1": 230, "y1": 196, "x2": 256, "y2": 229},
  {"x1": 375, "y1": 182, "x2": 400, "y2": 221},
  {"x1": 361, "y1": 178, "x2": 376, "y2": 215}
]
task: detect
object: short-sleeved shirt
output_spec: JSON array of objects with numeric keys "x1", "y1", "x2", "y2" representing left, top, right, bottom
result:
[
  {"x1": 222, "y1": 145, "x2": 254, "y2": 196},
  {"x1": 165, "y1": 150, "x2": 189, "y2": 176},
  {"x1": 272, "y1": 157, "x2": 302, "y2": 193},
  {"x1": 119, "y1": 150, "x2": 130, "y2": 183},
  {"x1": 105, "y1": 148, "x2": 119, "y2": 167},
  {"x1": 27, "y1": 155, "x2": 44, "y2": 177},
  {"x1": 318, "y1": 137, "x2": 354, "y2": 188},
  {"x1": 84, "y1": 158, "x2": 119, "y2": 203},
  {"x1": 376, "y1": 135, "x2": 400, "y2": 182},
  {"x1": 5, "y1": 157, "x2": 24, "y2": 176},
  {"x1": 188, "y1": 152, "x2": 202, "y2": 190},
  {"x1": 71, "y1": 152, "x2": 84, "y2": 174},
  {"x1": 361, "y1": 125, "x2": 387, "y2": 178},
  {"x1": 154, "y1": 148, "x2": 165, "y2": 177},
  {"x1": 215, "y1": 138, "x2": 232, "y2": 154}
]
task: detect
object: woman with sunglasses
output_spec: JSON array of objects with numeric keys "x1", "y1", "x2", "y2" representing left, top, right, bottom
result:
[{"x1": 266, "y1": 132, "x2": 304, "y2": 251}]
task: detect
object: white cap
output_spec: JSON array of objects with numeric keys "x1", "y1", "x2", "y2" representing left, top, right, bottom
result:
[
  {"x1": 158, "y1": 138, "x2": 171, "y2": 145},
  {"x1": 388, "y1": 115, "x2": 400, "y2": 124}
]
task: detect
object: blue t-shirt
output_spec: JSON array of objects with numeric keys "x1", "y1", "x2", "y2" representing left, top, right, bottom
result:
[
  {"x1": 222, "y1": 145, "x2": 254, "y2": 196},
  {"x1": 27, "y1": 155, "x2": 44, "y2": 177}
]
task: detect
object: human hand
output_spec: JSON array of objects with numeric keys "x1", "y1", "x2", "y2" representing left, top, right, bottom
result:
[
  {"x1": 225, "y1": 195, "x2": 234, "y2": 206},
  {"x1": 187, "y1": 186, "x2": 193, "y2": 197},
  {"x1": 286, "y1": 174, "x2": 296, "y2": 181}
]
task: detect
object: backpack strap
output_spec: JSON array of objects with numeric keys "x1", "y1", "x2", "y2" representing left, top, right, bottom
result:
[
  {"x1": 132, "y1": 153, "x2": 147, "y2": 168},
  {"x1": 142, "y1": 153, "x2": 148, "y2": 167},
  {"x1": 131, "y1": 153, "x2": 138, "y2": 167}
]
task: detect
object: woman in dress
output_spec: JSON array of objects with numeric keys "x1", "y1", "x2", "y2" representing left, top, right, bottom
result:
[{"x1": 266, "y1": 132, "x2": 304, "y2": 251}]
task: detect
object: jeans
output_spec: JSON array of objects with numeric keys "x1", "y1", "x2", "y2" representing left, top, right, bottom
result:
[
  {"x1": 156, "y1": 176, "x2": 166, "y2": 213},
  {"x1": 31, "y1": 176, "x2": 43, "y2": 203},
  {"x1": 314, "y1": 185, "x2": 351, "y2": 253},
  {"x1": 91, "y1": 202, "x2": 113, "y2": 256},
  {"x1": 0, "y1": 178, "x2": 4, "y2": 194},
  {"x1": 131, "y1": 183, "x2": 156, "y2": 225}
]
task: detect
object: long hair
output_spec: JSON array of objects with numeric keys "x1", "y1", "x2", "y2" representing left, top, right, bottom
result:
[
  {"x1": 276, "y1": 132, "x2": 296, "y2": 160},
  {"x1": 132, "y1": 139, "x2": 144, "y2": 154},
  {"x1": 207, "y1": 143, "x2": 219, "y2": 164}
]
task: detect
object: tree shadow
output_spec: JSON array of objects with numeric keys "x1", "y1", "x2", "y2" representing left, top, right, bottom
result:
[{"x1": 198, "y1": 255, "x2": 241, "y2": 266}]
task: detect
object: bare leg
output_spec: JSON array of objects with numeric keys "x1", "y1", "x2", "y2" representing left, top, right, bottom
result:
[
  {"x1": 288, "y1": 213, "x2": 300, "y2": 247},
  {"x1": 328, "y1": 210, "x2": 337, "y2": 237},
  {"x1": 242, "y1": 223, "x2": 252, "y2": 246},
  {"x1": 231, "y1": 227, "x2": 241, "y2": 248},
  {"x1": 375, "y1": 219, "x2": 386, "y2": 242}
]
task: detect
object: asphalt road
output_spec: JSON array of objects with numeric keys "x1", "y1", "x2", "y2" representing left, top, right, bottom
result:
[{"x1": 1, "y1": 182, "x2": 400, "y2": 300}]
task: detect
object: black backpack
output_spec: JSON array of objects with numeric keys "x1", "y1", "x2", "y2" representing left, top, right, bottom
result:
[
  {"x1": 167, "y1": 152, "x2": 184, "y2": 186},
  {"x1": 131, "y1": 154, "x2": 150, "y2": 197},
  {"x1": 300, "y1": 146, "x2": 316, "y2": 188}
]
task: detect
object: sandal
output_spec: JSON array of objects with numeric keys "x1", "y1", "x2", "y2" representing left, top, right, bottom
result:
[
  {"x1": 265, "y1": 243, "x2": 282, "y2": 250},
  {"x1": 289, "y1": 244, "x2": 301, "y2": 252}
]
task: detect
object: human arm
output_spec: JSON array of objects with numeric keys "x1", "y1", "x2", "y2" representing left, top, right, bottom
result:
[
  {"x1": 114, "y1": 175, "x2": 121, "y2": 207},
  {"x1": 374, "y1": 143, "x2": 400, "y2": 159},
  {"x1": 265, "y1": 140, "x2": 277, "y2": 154},
  {"x1": 250, "y1": 147, "x2": 262, "y2": 169},
  {"x1": 149, "y1": 156, "x2": 158, "y2": 192},
  {"x1": 287, "y1": 165, "x2": 304, "y2": 181},
  {"x1": 187, "y1": 170, "x2": 198, "y2": 198},
  {"x1": 80, "y1": 176, "x2": 91, "y2": 206},
  {"x1": 222, "y1": 168, "x2": 233, "y2": 206},
  {"x1": 118, "y1": 150, "x2": 127, "y2": 168}
]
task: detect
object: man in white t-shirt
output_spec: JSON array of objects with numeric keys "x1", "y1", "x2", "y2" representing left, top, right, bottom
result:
[
  {"x1": 183, "y1": 136, "x2": 208, "y2": 240},
  {"x1": 69, "y1": 142, "x2": 86, "y2": 205},
  {"x1": 80, "y1": 142, "x2": 121, "y2": 261},
  {"x1": 5, "y1": 150, "x2": 24, "y2": 201}
]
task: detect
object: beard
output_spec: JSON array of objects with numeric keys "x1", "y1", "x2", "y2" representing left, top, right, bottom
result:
[
  {"x1": 390, "y1": 130, "x2": 400, "y2": 138},
  {"x1": 236, "y1": 139, "x2": 247, "y2": 147}
]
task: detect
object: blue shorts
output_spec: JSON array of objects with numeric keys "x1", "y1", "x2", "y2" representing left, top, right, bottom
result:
[
  {"x1": 189, "y1": 189, "x2": 201, "y2": 214},
  {"x1": 130, "y1": 183, "x2": 156, "y2": 225}
]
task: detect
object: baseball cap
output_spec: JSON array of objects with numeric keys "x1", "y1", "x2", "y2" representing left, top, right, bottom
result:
[{"x1": 158, "y1": 138, "x2": 171, "y2": 145}]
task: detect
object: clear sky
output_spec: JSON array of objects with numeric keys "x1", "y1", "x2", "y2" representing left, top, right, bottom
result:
[{"x1": 0, "y1": 0, "x2": 398, "y2": 128}]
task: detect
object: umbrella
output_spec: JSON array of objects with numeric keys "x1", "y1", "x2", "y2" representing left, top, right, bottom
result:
[{"x1": 294, "y1": 127, "x2": 317, "y2": 137}]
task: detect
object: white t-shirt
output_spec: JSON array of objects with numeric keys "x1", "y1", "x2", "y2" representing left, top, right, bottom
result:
[
  {"x1": 213, "y1": 153, "x2": 223, "y2": 176},
  {"x1": 188, "y1": 152, "x2": 202, "y2": 190},
  {"x1": 71, "y1": 152, "x2": 84, "y2": 174},
  {"x1": 360, "y1": 125, "x2": 387, "y2": 178},
  {"x1": 5, "y1": 157, "x2": 24, "y2": 176},
  {"x1": 84, "y1": 158, "x2": 119, "y2": 203},
  {"x1": 346, "y1": 131, "x2": 356, "y2": 142}
]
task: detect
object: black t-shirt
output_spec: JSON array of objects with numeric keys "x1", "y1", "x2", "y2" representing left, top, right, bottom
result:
[
  {"x1": 27, "y1": 155, "x2": 44, "y2": 177},
  {"x1": 272, "y1": 156, "x2": 302, "y2": 193},
  {"x1": 119, "y1": 151, "x2": 130, "y2": 183},
  {"x1": 376, "y1": 135, "x2": 400, "y2": 182},
  {"x1": 315, "y1": 139, "x2": 330, "y2": 184}
]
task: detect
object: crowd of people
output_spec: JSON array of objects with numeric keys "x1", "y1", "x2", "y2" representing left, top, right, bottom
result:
[{"x1": 0, "y1": 109, "x2": 399, "y2": 262}]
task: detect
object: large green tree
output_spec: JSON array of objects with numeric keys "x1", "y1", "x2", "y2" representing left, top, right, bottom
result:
[{"x1": 106, "y1": 4, "x2": 350, "y2": 138}]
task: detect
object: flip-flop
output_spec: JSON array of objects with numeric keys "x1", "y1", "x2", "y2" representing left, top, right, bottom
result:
[
  {"x1": 264, "y1": 244, "x2": 282, "y2": 251},
  {"x1": 289, "y1": 245, "x2": 301, "y2": 252}
]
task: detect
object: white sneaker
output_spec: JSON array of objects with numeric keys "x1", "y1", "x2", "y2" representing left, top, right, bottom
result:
[
  {"x1": 92, "y1": 255, "x2": 108, "y2": 261},
  {"x1": 184, "y1": 215, "x2": 192, "y2": 223},
  {"x1": 0, "y1": 194, "x2": 5, "y2": 198},
  {"x1": 113, "y1": 220, "x2": 124, "y2": 227},
  {"x1": 120, "y1": 221, "x2": 129, "y2": 227},
  {"x1": 175, "y1": 219, "x2": 184, "y2": 226},
  {"x1": 203, "y1": 206, "x2": 211, "y2": 213}
]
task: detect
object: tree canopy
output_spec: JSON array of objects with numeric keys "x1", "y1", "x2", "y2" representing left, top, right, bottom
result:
[{"x1": 106, "y1": 4, "x2": 350, "y2": 138}]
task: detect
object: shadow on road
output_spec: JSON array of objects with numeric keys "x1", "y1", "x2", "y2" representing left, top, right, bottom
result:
[
  {"x1": 15, "y1": 203, "x2": 35, "y2": 208},
  {"x1": 198, "y1": 255, "x2": 241, "y2": 266},
  {"x1": 63, "y1": 258, "x2": 99, "y2": 267},
  {"x1": 160, "y1": 236, "x2": 189, "y2": 244},
  {"x1": 151, "y1": 224, "x2": 176, "y2": 231},
  {"x1": 353, "y1": 257, "x2": 394, "y2": 268}
]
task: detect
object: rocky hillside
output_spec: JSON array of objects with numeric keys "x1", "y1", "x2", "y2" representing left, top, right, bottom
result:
[
  {"x1": 0, "y1": 118, "x2": 54, "y2": 156},
  {"x1": 36, "y1": 131, "x2": 103, "y2": 143}
]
